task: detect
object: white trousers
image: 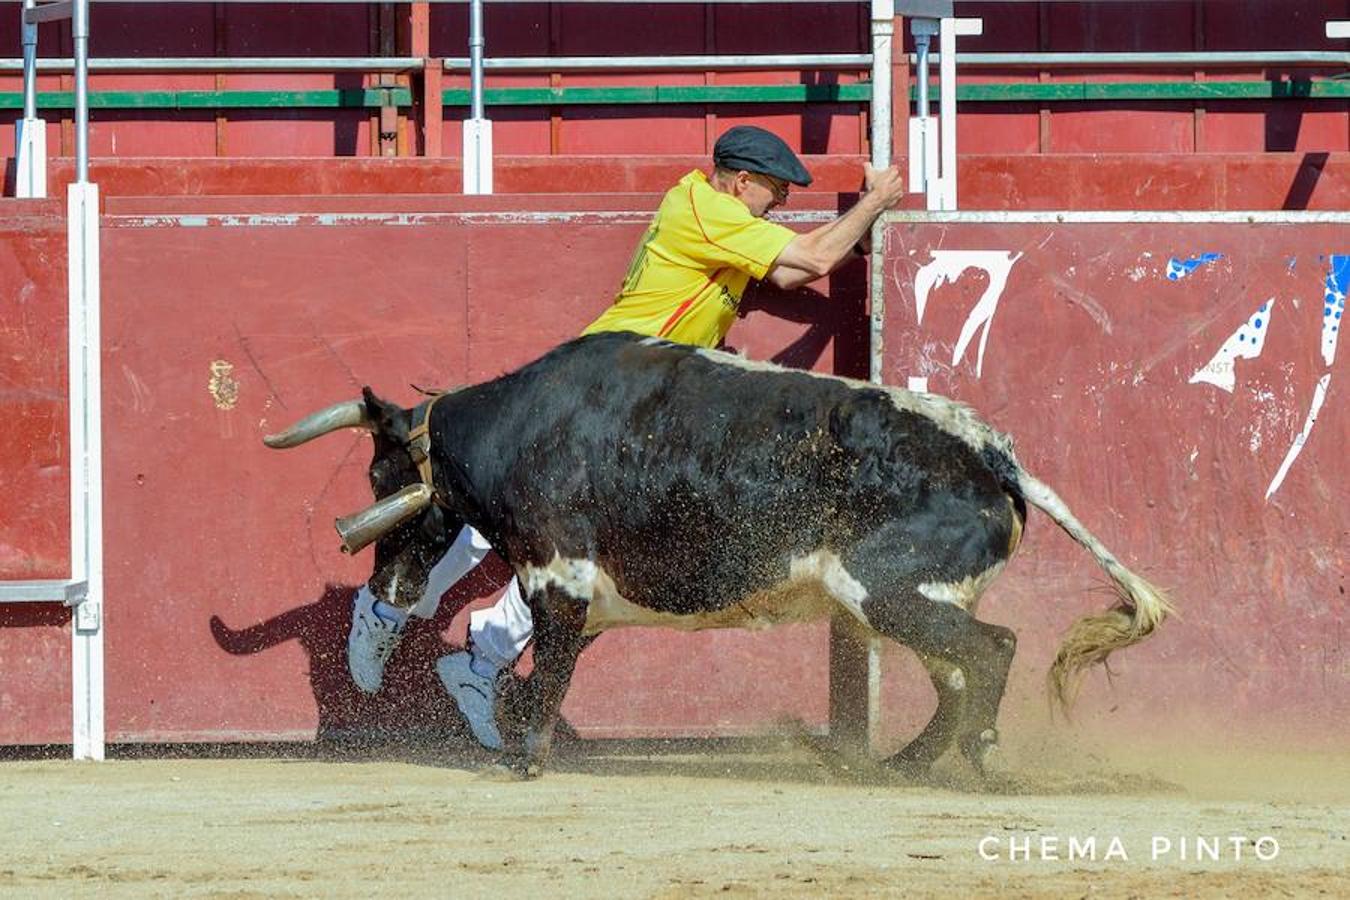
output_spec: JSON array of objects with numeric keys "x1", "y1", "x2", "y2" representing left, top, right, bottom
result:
[{"x1": 409, "y1": 524, "x2": 534, "y2": 672}]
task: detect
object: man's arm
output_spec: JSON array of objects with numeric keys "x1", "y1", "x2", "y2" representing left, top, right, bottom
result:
[{"x1": 765, "y1": 164, "x2": 905, "y2": 291}]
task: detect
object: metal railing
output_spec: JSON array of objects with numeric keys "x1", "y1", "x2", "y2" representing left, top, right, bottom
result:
[
  {"x1": 4, "y1": 49, "x2": 1345, "y2": 74},
  {"x1": 913, "y1": 51, "x2": 1349, "y2": 67}
]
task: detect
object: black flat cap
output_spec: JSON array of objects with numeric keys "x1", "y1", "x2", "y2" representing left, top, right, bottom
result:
[{"x1": 713, "y1": 125, "x2": 812, "y2": 187}]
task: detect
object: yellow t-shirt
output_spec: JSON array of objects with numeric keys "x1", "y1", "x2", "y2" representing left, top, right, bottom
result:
[{"x1": 582, "y1": 170, "x2": 797, "y2": 348}]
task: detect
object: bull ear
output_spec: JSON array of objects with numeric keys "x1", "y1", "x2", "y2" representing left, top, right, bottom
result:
[{"x1": 361, "y1": 386, "x2": 411, "y2": 444}]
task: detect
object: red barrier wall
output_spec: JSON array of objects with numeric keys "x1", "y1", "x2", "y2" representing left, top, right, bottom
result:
[
  {"x1": 3, "y1": 197, "x2": 1346, "y2": 750},
  {"x1": 0, "y1": 193, "x2": 866, "y2": 744},
  {"x1": 876, "y1": 218, "x2": 1348, "y2": 749},
  {"x1": 0, "y1": 201, "x2": 70, "y2": 739}
]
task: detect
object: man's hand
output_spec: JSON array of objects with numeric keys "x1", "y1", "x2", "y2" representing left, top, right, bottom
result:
[
  {"x1": 766, "y1": 162, "x2": 908, "y2": 289},
  {"x1": 862, "y1": 163, "x2": 906, "y2": 209}
]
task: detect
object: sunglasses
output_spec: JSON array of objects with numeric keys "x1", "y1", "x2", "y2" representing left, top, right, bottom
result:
[{"x1": 748, "y1": 172, "x2": 790, "y2": 204}]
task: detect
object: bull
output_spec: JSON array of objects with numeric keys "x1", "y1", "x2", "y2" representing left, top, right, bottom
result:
[{"x1": 264, "y1": 331, "x2": 1170, "y2": 778}]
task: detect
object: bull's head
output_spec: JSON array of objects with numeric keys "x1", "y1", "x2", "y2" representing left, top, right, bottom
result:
[{"x1": 263, "y1": 387, "x2": 459, "y2": 607}]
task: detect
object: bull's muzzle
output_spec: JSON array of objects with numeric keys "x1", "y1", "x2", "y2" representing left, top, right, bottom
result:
[{"x1": 334, "y1": 483, "x2": 434, "y2": 554}]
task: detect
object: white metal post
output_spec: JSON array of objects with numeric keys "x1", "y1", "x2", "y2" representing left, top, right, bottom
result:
[
  {"x1": 909, "y1": 16, "x2": 980, "y2": 211},
  {"x1": 907, "y1": 18, "x2": 940, "y2": 201},
  {"x1": 937, "y1": 17, "x2": 957, "y2": 210},
  {"x1": 936, "y1": 18, "x2": 983, "y2": 211},
  {"x1": 462, "y1": 0, "x2": 493, "y2": 194},
  {"x1": 69, "y1": 0, "x2": 104, "y2": 762},
  {"x1": 830, "y1": 0, "x2": 898, "y2": 754},
  {"x1": 869, "y1": 0, "x2": 894, "y2": 174},
  {"x1": 870, "y1": 0, "x2": 896, "y2": 388},
  {"x1": 68, "y1": 178, "x2": 104, "y2": 762},
  {"x1": 16, "y1": 0, "x2": 47, "y2": 198}
]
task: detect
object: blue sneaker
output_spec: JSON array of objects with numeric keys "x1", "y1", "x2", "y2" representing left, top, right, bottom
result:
[
  {"x1": 437, "y1": 651, "x2": 503, "y2": 750},
  {"x1": 347, "y1": 587, "x2": 407, "y2": 694}
]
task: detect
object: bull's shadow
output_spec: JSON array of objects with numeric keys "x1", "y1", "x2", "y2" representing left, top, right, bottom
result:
[{"x1": 208, "y1": 555, "x2": 523, "y2": 755}]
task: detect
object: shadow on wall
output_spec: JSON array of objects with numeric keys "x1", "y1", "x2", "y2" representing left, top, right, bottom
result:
[
  {"x1": 207, "y1": 555, "x2": 516, "y2": 745},
  {"x1": 737, "y1": 208, "x2": 870, "y2": 379},
  {"x1": 204, "y1": 302, "x2": 872, "y2": 750},
  {"x1": 799, "y1": 70, "x2": 840, "y2": 157},
  {"x1": 334, "y1": 72, "x2": 364, "y2": 157},
  {"x1": 1282, "y1": 151, "x2": 1330, "y2": 210}
]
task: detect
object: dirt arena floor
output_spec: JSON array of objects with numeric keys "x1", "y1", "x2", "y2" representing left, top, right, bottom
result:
[{"x1": 2, "y1": 736, "x2": 1346, "y2": 899}]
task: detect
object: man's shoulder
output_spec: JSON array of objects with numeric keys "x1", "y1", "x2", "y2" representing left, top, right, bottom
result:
[
  {"x1": 670, "y1": 169, "x2": 715, "y2": 206},
  {"x1": 673, "y1": 170, "x2": 754, "y2": 226}
]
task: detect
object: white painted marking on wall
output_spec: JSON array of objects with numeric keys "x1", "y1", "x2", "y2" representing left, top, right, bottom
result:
[
  {"x1": 109, "y1": 211, "x2": 664, "y2": 229},
  {"x1": 1189, "y1": 298, "x2": 1276, "y2": 393},
  {"x1": 1321, "y1": 255, "x2": 1348, "y2": 366},
  {"x1": 1265, "y1": 373, "x2": 1331, "y2": 500},
  {"x1": 907, "y1": 376, "x2": 928, "y2": 392},
  {"x1": 912, "y1": 250, "x2": 1023, "y2": 378},
  {"x1": 1166, "y1": 252, "x2": 1223, "y2": 281}
]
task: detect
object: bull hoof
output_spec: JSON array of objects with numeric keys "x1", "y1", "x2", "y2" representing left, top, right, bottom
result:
[
  {"x1": 959, "y1": 729, "x2": 1002, "y2": 778},
  {"x1": 477, "y1": 755, "x2": 540, "y2": 782},
  {"x1": 882, "y1": 753, "x2": 933, "y2": 781}
]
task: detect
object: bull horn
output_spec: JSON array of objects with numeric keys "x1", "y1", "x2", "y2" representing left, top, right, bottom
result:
[
  {"x1": 334, "y1": 483, "x2": 434, "y2": 555},
  {"x1": 263, "y1": 400, "x2": 371, "y2": 449}
]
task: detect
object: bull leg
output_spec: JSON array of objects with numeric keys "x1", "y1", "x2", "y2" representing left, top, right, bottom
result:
[
  {"x1": 515, "y1": 586, "x2": 590, "y2": 778},
  {"x1": 887, "y1": 653, "x2": 968, "y2": 775},
  {"x1": 952, "y1": 622, "x2": 1017, "y2": 777},
  {"x1": 863, "y1": 596, "x2": 1016, "y2": 778}
]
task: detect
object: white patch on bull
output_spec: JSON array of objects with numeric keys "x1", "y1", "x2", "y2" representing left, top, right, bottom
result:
[
  {"x1": 521, "y1": 553, "x2": 599, "y2": 601},
  {"x1": 577, "y1": 549, "x2": 869, "y2": 636},
  {"x1": 917, "y1": 562, "x2": 1006, "y2": 614},
  {"x1": 917, "y1": 653, "x2": 966, "y2": 695},
  {"x1": 693, "y1": 347, "x2": 1014, "y2": 459},
  {"x1": 789, "y1": 550, "x2": 870, "y2": 622},
  {"x1": 382, "y1": 572, "x2": 401, "y2": 607}
]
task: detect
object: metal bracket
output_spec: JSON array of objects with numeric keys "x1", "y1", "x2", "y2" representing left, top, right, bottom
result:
[
  {"x1": 24, "y1": 1, "x2": 73, "y2": 25},
  {"x1": 896, "y1": 0, "x2": 953, "y2": 15},
  {"x1": 74, "y1": 599, "x2": 100, "y2": 631},
  {"x1": 0, "y1": 579, "x2": 88, "y2": 605}
]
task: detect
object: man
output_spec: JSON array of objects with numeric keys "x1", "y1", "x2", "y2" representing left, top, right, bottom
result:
[{"x1": 348, "y1": 125, "x2": 906, "y2": 749}]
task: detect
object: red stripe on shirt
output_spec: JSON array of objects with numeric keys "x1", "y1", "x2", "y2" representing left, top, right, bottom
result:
[
  {"x1": 658, "y1": 268, "x2": 723, "y2": 337},
  {"x1": 687, "y1": 182, "x2": 767, "y2": 270}
]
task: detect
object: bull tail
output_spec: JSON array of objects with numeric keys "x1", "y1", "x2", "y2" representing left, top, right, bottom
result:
[{"x1": 1013, "y1": 468, "x2": 1173, "y2": 715}]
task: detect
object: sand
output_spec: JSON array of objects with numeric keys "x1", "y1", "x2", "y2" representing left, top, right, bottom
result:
[{"x1": 2, "y1": 737, "x2": 1346, "y2": 898}]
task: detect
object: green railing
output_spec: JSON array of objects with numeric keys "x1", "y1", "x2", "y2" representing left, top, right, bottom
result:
[{"x1": 2, "y1": 79, "x2": 1347, "y2": 110}]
